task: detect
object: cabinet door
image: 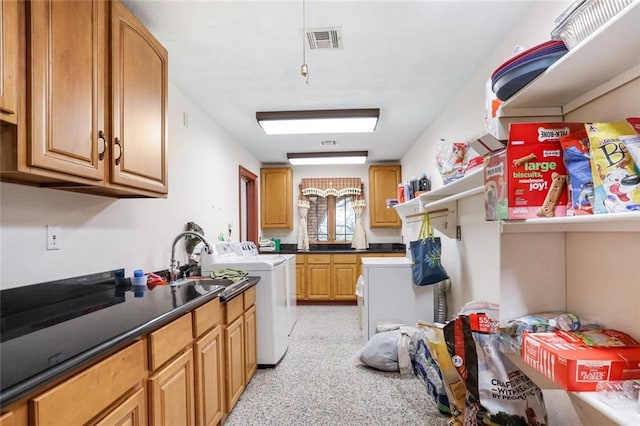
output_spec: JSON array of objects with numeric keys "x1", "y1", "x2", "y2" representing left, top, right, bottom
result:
[
  {"x1": 28, "y1": 0, "x2": 107, "y2": 180},
  {"x1": 92, "y1": 386, "x2": 146, "y2": 426},
  {"x1": 244, "y1": 305, "x2": 257, "y2": 383},
  {"x1": 332, "y1": 263, "x2": 358, "y2": 301},
  {"x1": 110, "y1": 1, "x2": 168, "y2": 194},
  {"x1": 0, "y1": 412, "x2": 14, "y2": 426},
  {"x1": 295, "y1": 264, "x2": 305, "y2": 300},
  {"x1": 194, "y1": 325, "x2": 224, "y2": 426},
  {"x1": 369, "y1": 165, "x2": 401, "y2": 228},
  {"x1": 148, "y1": 348, "x2": 195, "y2": 426},
  {"x1": 260, "y1": 167, "x2": 293, "y2": 229},
  {"x1": 224, "y1": 316, "x2": 245, "y2": 411},
  {"x1": 306, "y1": 263, "x2": 331, "y2": 300},
  {"x1": 0, "y1": 0, "x2": 18, "y2": 123}
]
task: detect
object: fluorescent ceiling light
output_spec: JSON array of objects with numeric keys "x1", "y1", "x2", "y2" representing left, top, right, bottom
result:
[
  {"x1": 287, "y1": 151, "x2": 368, "y2": 165},
  {"x1": 256, "y1": 109, "x2": 379, "y2": 135}
]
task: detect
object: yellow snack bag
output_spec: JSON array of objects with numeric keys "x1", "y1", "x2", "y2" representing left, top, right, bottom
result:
[{"x1": 586, "y1": 121, "x2": 640, "y2": 213}]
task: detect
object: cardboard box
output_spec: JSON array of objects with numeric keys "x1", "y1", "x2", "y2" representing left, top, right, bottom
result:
[
  {"x1": 487, "y1": 112, "x2": 564, "y2": 141},
  {"x1": 522, "y1": 332, "x2": 640, "y2": 391},
  {"x1": 484, "y1": 122, "x2": 585, "y2": 220},
  {"x1": 483, "y1": 149, "x2": 507, "y2": 220}
]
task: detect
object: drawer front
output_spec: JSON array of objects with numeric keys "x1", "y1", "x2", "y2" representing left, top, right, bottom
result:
[
  {"x1": 193, "y1": 298, "x2": 222, "y2": 337},
  {"x1": 225, "y1": 295, "x2": 244, "y2": 324},
  {"x1": 148, "y1": 313, "x2": 193, "y2": 371},
  {"x1": 306, "y1": 254, "x2": 330, "y2": 264},
  {"x1": 332, "y1": 254, "x2": 357, "y2": 264},
  {"x1": 295, "y1": 255, "x2": 305, "y2": 264},
  {"x1": 30, "y1": 340, "x2": 145, "y2": 426},
  {"x1": 243, "y1": 286, "x2": 256, "y2": 310}
]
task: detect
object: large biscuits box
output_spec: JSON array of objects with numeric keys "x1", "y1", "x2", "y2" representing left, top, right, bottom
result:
[
  {"x1": 484, "y1": 122, "x2": 585, "y2": 220},
  {"x1": 522, "y1": 332, "x2": 640, "y2": 391}
]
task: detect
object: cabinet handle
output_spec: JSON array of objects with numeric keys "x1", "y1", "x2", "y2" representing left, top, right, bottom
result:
[
  {"x1": 114, "y1": 137, "x2": 122, "y2": 166},
  {"x1": 98, "y1": 130, "x2": 107, "y2": 161}
]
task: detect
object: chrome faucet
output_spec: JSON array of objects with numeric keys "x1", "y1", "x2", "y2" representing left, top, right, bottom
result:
[{"x1": 169, "y1": 231, "x2": 213, "y2": 285}]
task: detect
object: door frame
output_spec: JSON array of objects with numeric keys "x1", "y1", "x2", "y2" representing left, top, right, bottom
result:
[{"x1": 239, "y1": 166, "x2": 258, "y2": 244}]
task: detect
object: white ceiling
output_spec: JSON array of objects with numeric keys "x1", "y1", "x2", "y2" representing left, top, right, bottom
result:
[{"x1": 123, "y1": 0, "x2": 536, "y2": 164}]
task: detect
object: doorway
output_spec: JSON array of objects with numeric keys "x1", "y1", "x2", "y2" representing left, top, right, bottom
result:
[{"x1": 239, "y1": 166, "x2": 258, "y2": 244}]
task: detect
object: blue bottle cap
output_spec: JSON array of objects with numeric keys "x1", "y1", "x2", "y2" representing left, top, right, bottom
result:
[{"x1": 134, "y1": 269, "x2": 144, "y2": 277}]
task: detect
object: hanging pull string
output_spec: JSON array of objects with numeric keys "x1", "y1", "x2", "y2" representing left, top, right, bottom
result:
[{"x1": 301, "y1": 0, "x2": 309, "y2": 84}]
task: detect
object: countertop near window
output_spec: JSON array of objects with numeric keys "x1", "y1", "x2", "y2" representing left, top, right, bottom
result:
[
  {"x1": 261, "y1": 243, "x2": 406, "y2": 255},
  {"x1": 0, "y1": 272, "x2": 259, "y2": 407}
]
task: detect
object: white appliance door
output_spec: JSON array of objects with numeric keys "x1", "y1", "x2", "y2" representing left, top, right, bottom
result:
[{"x1": 362, "y1": 257, "x2": 434, "y2": 343}]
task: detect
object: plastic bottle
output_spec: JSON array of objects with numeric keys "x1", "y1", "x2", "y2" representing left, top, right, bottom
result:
[
  {"x1": 404, "y1": 182, "x2": 412, "y2": 200},
  {"x1": 548, "y1": 313, "x2": 580, "y2": 331},
  {"x1": 420, "y1": 173, "x2": 430, "y2": 192},
  {"x1": 397, "y1": 184, "x2": 405, "y2": 203},
  {"x1": 548, "y1": 312, "x2": 600, "y2": 331},
  {"x1": 132, "y1": 269, "x2": 146, "y2": 298}
]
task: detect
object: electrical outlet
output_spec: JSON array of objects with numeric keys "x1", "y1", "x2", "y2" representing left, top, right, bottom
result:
[{"x1": 46, "y1": 225, "x2": 61, "y2": 250}]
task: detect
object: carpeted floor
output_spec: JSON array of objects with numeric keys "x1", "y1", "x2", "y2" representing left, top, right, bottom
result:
[{"x1": 224, "y1": 305, "x2": 446, "y2": 425}]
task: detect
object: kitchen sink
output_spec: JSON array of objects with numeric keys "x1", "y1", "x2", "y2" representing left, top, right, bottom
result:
[{"x1": 171, "y1": 277, "x2": 252, "y2": 301}]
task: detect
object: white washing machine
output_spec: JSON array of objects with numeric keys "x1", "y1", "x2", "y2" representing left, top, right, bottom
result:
[
  {"x1": 361, "y1": 257, "x2": 434, "y2": 344},
  {"x1": 201, "y1": 242, "x2": 288, "y2": 366}
]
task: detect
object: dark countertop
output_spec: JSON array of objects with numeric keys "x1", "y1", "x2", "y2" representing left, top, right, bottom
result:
[
  {"x1": 262, "y1": 242, "x2": 406, "y2": 255},
  {"x1": 0, "y1": 269, "x2": 259, "y2": 407}
]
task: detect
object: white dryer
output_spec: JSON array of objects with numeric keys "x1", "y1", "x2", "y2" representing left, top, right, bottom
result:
[{"x1": 201, "y1": 242, "x2": 288, "y2": 366}]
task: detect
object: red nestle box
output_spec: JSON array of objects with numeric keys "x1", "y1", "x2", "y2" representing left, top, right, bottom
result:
[
  {"x1": 522, "y1": 332, "x2": 640, "y2": 391},
  {"x1": 484, "y1": 122, "x2": 585, "y2": 220}
]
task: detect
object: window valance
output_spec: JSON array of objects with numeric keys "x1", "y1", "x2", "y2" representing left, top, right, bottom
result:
[{"x1": 299, "y1": 178, "x2": 363, "y2": 198}]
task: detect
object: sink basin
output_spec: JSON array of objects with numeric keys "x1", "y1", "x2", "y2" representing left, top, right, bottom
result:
[
  {"x1": 170, "y1": 277, "x2": 226, "y2": 287},
  {"x1": 171, "y1": 277, "x2": 252, "y2": 301}
]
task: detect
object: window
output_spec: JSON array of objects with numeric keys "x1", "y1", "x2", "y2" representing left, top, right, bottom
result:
[{"x1": 307, "y1": 194, "x2": 356, "y2": 242}]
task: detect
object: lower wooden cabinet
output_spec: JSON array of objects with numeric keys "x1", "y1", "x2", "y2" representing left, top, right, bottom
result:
[
  {"x1": 223, "y1": 286, "x2": 257, "y2": 414},
  {"x1": 92, "y1": 386, "x2": 147, "y2": 426},
  {"x1": 295, "y1": 255, "x2": 305, "y2": 299},
  {"x1": 30, "y1": 340, "x2": 146, "y2": 426},
  {"x1": 298, "y1": 253, "x2": 403, "y2": 302},
  {"x1": 148, "y1": 348, "x2": 195, "y2": 426},
  {"x1": 0, "y1": 412, "x2": 15, "y2": 426},
  {"x1": 244, "y1": 304, "x2": 257, "y2": 381},
  {"x1": 306, "y1": 255, "x2": 331, "y2": 300},
  {"x1": 193, "y1": 298, "x2": 225, "y2": 426},
  {"x1": 224, "y1": 314, "x2": 245, "y2": 411},
  {"x1": 332, "y1": 254, "x2": 358, "y2": 301},
  {"x1": 0, "y1": 289, "x2": 260, "y2": 426},
  {"x1": 194, "y1": 325, "x2": 224, "y2": 426}
]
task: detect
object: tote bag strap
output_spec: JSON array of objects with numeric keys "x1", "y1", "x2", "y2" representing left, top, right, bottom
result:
[{"x1": 418, "y1": 212, "x2": 434, "y2": 241}]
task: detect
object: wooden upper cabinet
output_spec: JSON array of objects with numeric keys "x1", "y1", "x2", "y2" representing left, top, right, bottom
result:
[
  {"x1": 1, "y1": 0, "x2": 168, "y2": 197},
  {"x1": 368, "y1": 165, "x2": 401, "y2": 228},
  {"x1": 28, "y1": 0, "x2": 107, "y2": 181},
  {"x1": 260, "y1": 167, "x2": 293, "y2": 229},
  {"x1": 110, "y1": 0, "x2": 168, "y2": 194},
  {"x1": 0, "y1": 0, "x2": 19, "y2": 123}
]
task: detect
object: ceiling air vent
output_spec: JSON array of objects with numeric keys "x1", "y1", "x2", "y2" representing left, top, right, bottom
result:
[{"x1": 306, "y1": 27, "x2": 343, "y2": 50}]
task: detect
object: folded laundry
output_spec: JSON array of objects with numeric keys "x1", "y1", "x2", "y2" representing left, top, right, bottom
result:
[{"x1": 210, "y1": 267, "x2": 248, "y2": 283}]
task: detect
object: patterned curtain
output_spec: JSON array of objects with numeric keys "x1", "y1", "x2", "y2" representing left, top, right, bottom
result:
[
  {"x1": 351, "y1": 198, "x2": 368, "y2": 250},
  {"x1": 299, "y1": 177, "x2": 362, "y2": 197},
  {"x1": 297, "y1": 199, "x2": 310, "y2": 251}
]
